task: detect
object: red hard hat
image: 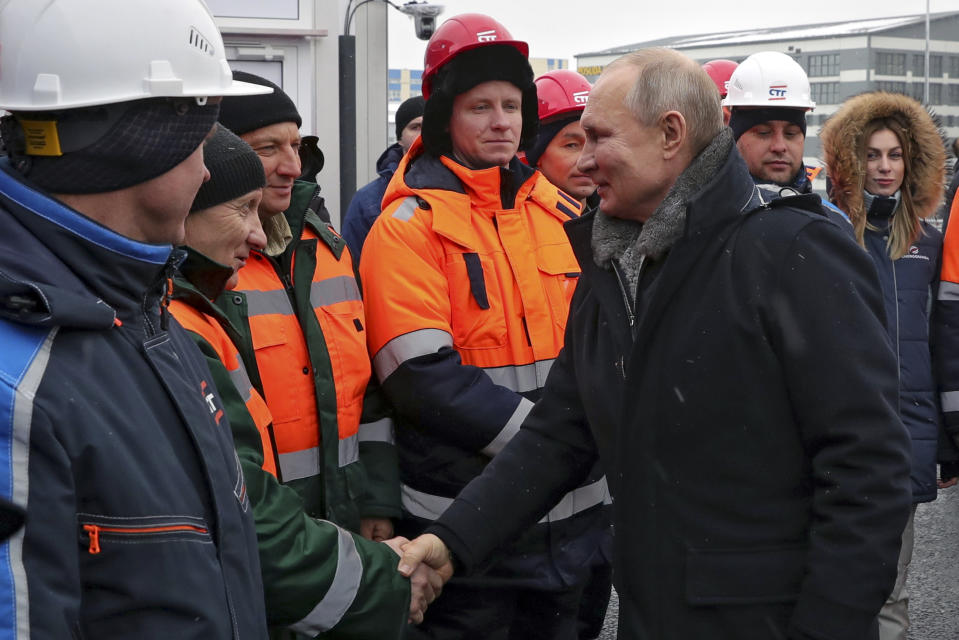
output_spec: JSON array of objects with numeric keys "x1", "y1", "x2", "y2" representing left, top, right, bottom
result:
[
  {"x1": 421, "y1": 13, "x2": 529, "y2": 99},
  {"x1": 534, "y1": 70, "x2": 591, "y2": 122},
  {"x1": 702, "y1": 59, "x2": 739, "y2": 98}
]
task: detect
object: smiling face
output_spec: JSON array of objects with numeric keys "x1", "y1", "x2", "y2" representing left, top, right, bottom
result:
[
  {"x1": 576, "y1": 66, "x2": 675, "y2": 221},
  {"x1": 448, "y1": 81, "x2": 523, "y2": 169},
  {"x1": 736, "y1": 119, "x2": 805, "y2": 185},
  {"x1": 184, "y1": 189, "x2": 267, "y2": 290},
  {"x1": 864, "y1": 128, "x2": 905, "y2": 197},
  {"x1": 536, "y1": 120, "x2": 595, "y2": 202},
  {"x1": 240, "y1": 122, "x2": 301, "y2": 216}
]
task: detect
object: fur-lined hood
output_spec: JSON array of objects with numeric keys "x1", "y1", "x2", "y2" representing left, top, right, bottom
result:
[{"x1": 819, "y1": 91, "x2": 944, "y2": 225}]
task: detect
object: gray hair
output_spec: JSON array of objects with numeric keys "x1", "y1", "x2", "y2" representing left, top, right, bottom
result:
[{"x1": 606, "y1": 48, "x2": 723, "y2": 155}]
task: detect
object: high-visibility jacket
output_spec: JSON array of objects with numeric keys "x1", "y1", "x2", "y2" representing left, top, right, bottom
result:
[
  {"x1": 937, "y1": 194, "x2": 959, "y2": 462},
  {"x1": 216, "y1": 181, "x2": 400, "y2": 532},
  {"x1": 361, "y1": 139, "x2": 610, "y2": 590},
  {"x1": 170, "y1": 249, "x2": 412, "y2": 636}
]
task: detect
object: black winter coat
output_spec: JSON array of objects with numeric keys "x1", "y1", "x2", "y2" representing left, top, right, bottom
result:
[{"x1": 430, "y1": 143, "x2": 912, "y2": 640}]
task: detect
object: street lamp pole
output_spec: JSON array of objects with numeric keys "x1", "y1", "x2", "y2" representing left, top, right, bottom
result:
[{"x1": 924, "y1": 0, "x2": 930, "y2": 104}]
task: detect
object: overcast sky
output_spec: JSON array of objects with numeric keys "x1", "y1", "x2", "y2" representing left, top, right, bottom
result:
[{"x1": 386, "y1": 0, "x2": 959, "y2": 69}]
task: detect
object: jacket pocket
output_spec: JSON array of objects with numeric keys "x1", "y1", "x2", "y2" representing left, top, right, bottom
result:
[
  {"x1": 685, "y1": 544, "x2": 805, "y2": 605},
  {"x1": 78, "y1": 514, "x2": 211, "y2": 555},
  {"x1": 444, "y1": 251, "x2": 507, "y2": 349},
  {"x1": 536, "y1": 242, "x2": 580, "y2": 329}
]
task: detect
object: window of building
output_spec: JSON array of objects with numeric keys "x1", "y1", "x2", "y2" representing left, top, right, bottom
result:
[
  {"x1": 913, "y1": 54, "x2": 925, "y2": 76},
  {"x1": 810, "y1": 82, "x2": 840, "y2": 104},
  {"x1": 928, "y1": 83, "x2": 943, "y2": 104},
  {"x1": 877, "y1": 80, "x2": 907, "y2": 94},
  {"x1": 411, "y1": 70, "x2": 423, "y2": 79},
  {"x1": 388, "y1": 89, "x2": 401, "y2": 101},
  {"x1": 388, "y1": 69, "x2": 401, "y2": 79},
  {"x1": 877, "y1": 52, "x2": 906, "y2": 76},
  {"x1": 910, "y1": 82, "x2": 924, "y2": 100},
  {"x1": 951, "y1": 56, "x2": 959, "y2": 78},
  {"x1": 949, "y1": 84, "x2": 959, "y2": 105},
  {"x1": 931, "y1": 55, "x2": 943, "y2": 77},
  {"x1": 808, "y1": 54, "x2": 839, "y2": 77}
]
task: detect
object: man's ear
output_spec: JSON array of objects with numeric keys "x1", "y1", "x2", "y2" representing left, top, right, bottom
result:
[{"x1": 661, "y1": 110, "x2": 687, "y2": 160}]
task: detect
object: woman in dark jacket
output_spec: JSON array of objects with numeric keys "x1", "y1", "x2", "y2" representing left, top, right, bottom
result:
[{"x1": 820, "y1": 91, "x2": 952, "y2": 640}]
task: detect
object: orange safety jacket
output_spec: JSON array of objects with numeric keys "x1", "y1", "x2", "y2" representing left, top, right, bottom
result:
[
  {"x1": 361, "y1": 139, "x2": 609, "y2": 589},
  {"x1": 168, "y1": 297, "x2": 277, "y2": 477},
  {"x1": 216, "y1": 182, "x2": 398, "y2": 529}
]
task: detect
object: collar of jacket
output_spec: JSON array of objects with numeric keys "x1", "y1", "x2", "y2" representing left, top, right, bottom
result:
[
  {"x1": 175, "y1": 246, "x2": 234, "y2": 301},
  {"x1": 0, "y1": 159, "x2": 176, "y2": 330},
  {"x1": 864, "y1": 189, "x2": 902, "y2": 226},
  {"x1": 388, "y1": 136, "x2": 571, "y2": 249},
  {"x1": 590, "y1": 127, "x2": 742, "y2": 287},
  {"x1": 272, "y1": 180, "x2": 345, "y2": 261},
  {"x1": 376, "y1": 142, "x2": 405, "y2": 179}
]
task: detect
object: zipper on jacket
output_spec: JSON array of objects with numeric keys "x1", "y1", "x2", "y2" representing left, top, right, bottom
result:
[
  {"x1": 81, "y1": 523, "x2": 210, "y2": 555},
  {"x1": 611, "y1": 261, "x2": 636, "y2": 328}
]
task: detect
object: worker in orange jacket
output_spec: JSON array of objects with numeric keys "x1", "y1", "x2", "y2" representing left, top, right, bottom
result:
[{"x1": 361, "y1": 13, "x2": 610, "y2": 640}]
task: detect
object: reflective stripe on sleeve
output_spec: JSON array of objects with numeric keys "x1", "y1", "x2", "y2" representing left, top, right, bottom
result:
[
  {"x1": 358, "y1": 417, "x2": 395, "y2": 444},
  {"x1": 480, "y1": 398, "x2": 534, "y2": 457},
  {"x1": 227, "y1": 360, "x2": 254, "y2": 403},
  {"x1": 242, "y1": 288, "x2": 296, "y2": 318},
  {"x1": 401, "y1": 476, "x2": 608, "y2": 523},
  {"x1": 392, "y1": 196, "x2": 419, "y2": 222},
  {"x1": 278, "y1": 446, "x2": 321, "y2": 482},
  {"x1": 942, "y1": 390, "x2": 959, "y2": 412},
  {"x1": 481, "y1": 359, "x2": 555, "y2": 393},
  {"x1": 339, "y1": 434, "x2": 359, "y2": 468},
  {"x1": 938, "y1": 280, "x2": 959, "y2": 301},
  {"x1": 372, "y1": 328, "x2": 454, "y2": 382},
  {"x1": 288, "y1": 524, "x2": 363, "y2": 634},
  {"x1": 310, "y1": 275, "x2": 361, "y2": 308}
]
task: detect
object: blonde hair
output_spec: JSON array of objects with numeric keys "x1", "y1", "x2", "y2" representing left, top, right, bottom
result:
[{"x1": 859, "y1": 119, "x2": 921, "y2": 260}]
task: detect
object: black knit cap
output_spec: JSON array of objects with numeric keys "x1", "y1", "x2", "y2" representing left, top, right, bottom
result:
[
  {"x1": 729, "y1": 107, "x2": 807, "y2": 141},
  {"x1": 421, "y1": 45, "x2": 538, "y2": 157},
  {"x1": 191, "y1": 125, "x2": 266, "y2": 213},
  {"x1": 1, "y1": 97, "x2": 219, "y2": 194},
  {"x1": 218, "y1": 71, "x2": 301, "y2": 135},
  {"x1": 395, "y1": 95, "x2": 425, "y2": 140}
]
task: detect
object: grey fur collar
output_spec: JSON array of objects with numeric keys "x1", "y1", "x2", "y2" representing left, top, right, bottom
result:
[{"x1": 591, "y1": 128, "x2": 733, "y2": 295}]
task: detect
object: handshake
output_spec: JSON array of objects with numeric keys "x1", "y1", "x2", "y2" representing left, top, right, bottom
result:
[{"x1": 383, "y1": 534, "x2": 454, "y2": 624}]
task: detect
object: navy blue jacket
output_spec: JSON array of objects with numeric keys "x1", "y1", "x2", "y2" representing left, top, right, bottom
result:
[
  {"x1": 864, "y1": 204, "x2": 943, "y2": 503},
  {"x1": 342, "y1": 143, "x2": 405, "y2": 261},
  {"x1": 0, "y1": 161, "x2": 268, "y2": 639}
]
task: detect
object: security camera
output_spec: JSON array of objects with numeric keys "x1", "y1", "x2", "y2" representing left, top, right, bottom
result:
[{"x1": 398, "y1": 1, "x2": 444, "y2": 41}]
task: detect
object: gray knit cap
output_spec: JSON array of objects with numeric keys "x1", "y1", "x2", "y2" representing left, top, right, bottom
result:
[{"x1": 190, "y1": 125, "x2": 265, "y2": 213}]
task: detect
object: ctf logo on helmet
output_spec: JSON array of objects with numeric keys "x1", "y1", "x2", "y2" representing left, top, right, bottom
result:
[
  {"x1": 573, "y1": 90, "x2": 589, "y2": 105},
  {"x1": 768, "y1": 85, "x2": 788, "y2": 100},
  {"x1": 476, "y1": 29, "x2": 498, "y2": 42}
]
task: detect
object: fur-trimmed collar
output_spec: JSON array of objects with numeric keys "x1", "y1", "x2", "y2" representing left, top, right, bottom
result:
[
  {"x1": 820, "y1": 91, "x2": 944, "y2": 226},
  {"x1": 591, "y1": 128, "x2": 733, "y2": 295}
]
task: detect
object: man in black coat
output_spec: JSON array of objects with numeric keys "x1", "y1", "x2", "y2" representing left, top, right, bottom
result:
[{"x1": 398, "y1": 48, "x2": 911, "y2": 640}]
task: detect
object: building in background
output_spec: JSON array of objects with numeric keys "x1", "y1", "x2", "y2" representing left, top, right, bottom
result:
[{"x1": 576, "y1": 11, "x2": 959, "y2": 188}]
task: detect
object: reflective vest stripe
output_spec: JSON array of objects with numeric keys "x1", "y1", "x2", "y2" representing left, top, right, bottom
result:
[
  {"x1": 481, "y1": 398, "x2": 534, "y2": 457},
  {"x1": 310, "y1": 275, "x2": 362, "y2": 308},
  {"x1": 482, "y1": 359, "x2": 555, "y2": 393},
  {"x1": 358, "y1": 417, "x2": 394, "y2": 444},
  {"x1": 938, "y1": 280, "x2": 959, "y2": 301},
  {"x1": 373, "y1": 328, "x2": 454, "y2": 382},
  {"x1": 392, "y1": 196, "x2": 419, "y2": 222},
  {"x1": 244, "y1": 288, "x2": 295, "y2": 318},
  {"x1": 287, "y1": 524, "x2": 363, "y2": 634},
  {"x1": 227, "y1": 360, "x2": 254, "y2": 404},
  {"x1": 942, "y1": 390, "x2": 959, "y2": 412},
  {"x1": 401, "y1": 476, "x2": 609, "y2": 523},
  {"x1": 278, "y1": 447, "x2": 320, "y2": 482},
  {"x1": 278, "y1": 437, "x2": 360, "y2": 480},
  {"x1": 0, "y1": 323, "x2": 56, "y2": 640},
  {"x1": 339, "y1": 434, "x2": 359, "y2": 468}
]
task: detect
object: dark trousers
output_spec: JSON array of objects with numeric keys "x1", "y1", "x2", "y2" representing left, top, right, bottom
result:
[
  {"x1": 404, "y1": 580, "x2": 585, "y2": 640},
  {"x1": 577, "y1": 562, "x2": 613, "y2": 639}
]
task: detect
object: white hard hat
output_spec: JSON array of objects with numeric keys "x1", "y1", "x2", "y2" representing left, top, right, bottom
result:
[
  {"x1": 0, "y1": 0, "x2": 271, "y2": 111},
  {"x1": 723, "y1": 51, "x2": 815, "y2": 110}
]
